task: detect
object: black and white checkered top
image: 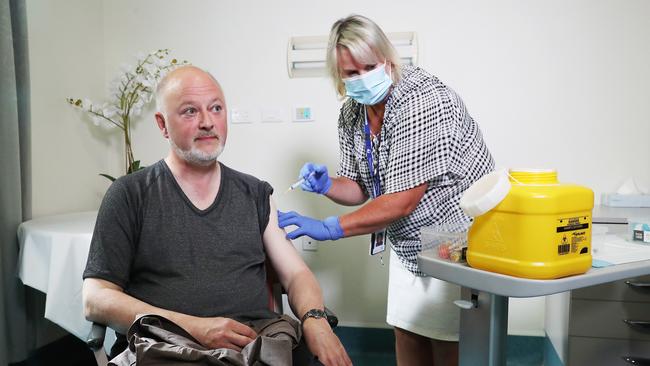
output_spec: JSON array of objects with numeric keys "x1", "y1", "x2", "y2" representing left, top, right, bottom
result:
[{"x1": 336, "y1": 65, "x2": 495, "y2": 275}]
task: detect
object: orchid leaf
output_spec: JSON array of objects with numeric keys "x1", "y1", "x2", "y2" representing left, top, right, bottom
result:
[
  {"x1": 127, "y1": 160, "x2": 145, "y2": 174},
  {"x1": 99, "y1": 173, "x2": 116, "y2": 182}
]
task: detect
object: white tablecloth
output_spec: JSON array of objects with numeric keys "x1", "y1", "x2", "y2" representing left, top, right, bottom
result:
[{"x1": 17, "y1": 211, "x2": 98, "y2": 340}]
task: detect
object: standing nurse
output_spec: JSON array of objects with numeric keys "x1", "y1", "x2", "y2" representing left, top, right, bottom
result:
[{"x1": 278, "y1": 15, "x2": 494, "y2": 365}]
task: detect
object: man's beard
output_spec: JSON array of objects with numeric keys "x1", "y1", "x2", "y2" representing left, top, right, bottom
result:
[{"x1": 169, "y1": 136, "x2": 224, "y2": 167}]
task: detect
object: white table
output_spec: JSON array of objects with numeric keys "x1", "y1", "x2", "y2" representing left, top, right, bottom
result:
[
  {"x1": 17, "y1": 211, "x2": 98, "y2": 341},
  {"x1": 418, "y1": 248, "x2": 650, "y2": 366}
]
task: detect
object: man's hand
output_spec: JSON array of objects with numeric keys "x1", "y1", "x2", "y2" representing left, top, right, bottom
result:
[
  {"x1": 185, "y1": 316, "x2": 257, "y2": 352},
  {"x1": 302, "y1": 318, "x2": 352, "y2": 366}
]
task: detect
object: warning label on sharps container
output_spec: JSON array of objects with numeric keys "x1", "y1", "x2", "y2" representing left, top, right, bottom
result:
[{"x1": 556, "y1": 216, "x2": 590, "y2": 255}]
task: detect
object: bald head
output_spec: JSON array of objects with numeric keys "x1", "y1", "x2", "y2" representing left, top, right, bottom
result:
[
  {"x1": 153, "y1": 65, "x2": 228, "y2": 167},
  {"x1": 155, "y1": 65, "x2": 223, "y2": 116}
]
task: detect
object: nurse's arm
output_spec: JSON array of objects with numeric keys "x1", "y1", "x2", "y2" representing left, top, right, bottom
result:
[
  {"x1": 339, "y1": 182, "x2": 428, "y2": 236},
  {"x1": 324, "y1": 176, "x2": 369, "y2": 206}
]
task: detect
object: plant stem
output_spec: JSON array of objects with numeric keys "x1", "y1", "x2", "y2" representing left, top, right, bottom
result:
[
  {"x1": 123, "y1": 116, "x2": 134, "y2": 173},
  {"x1": 88, "y1": 109, "x2": 125, "y2": 130}
]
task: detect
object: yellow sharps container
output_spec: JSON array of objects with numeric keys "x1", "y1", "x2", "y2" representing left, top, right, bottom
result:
[{"x1": 460, "y1": 169, "x2": 594, "y2": 279}]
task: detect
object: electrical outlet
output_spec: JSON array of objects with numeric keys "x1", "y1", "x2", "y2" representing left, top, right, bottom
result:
[{"x1": 302, "y1": 237, "x2": 318, "y2": 251}]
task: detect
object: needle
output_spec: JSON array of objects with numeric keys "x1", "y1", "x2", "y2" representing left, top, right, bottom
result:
[{"x1": 285, "y1": 172, "x2": 315, "y2": 193}]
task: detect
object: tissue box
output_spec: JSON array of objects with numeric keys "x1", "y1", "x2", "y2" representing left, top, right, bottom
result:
[
  {"x1": 601, "y1": 193, "x2": 650, "y2": 208},
  {"x1": 629, "y1": 218, "x2": 650, "y2": 244}
]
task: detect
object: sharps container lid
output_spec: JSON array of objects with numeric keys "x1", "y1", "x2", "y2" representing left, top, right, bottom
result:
[{"x1": 460, "y1": 168, "x2": 511, "y2": 217}]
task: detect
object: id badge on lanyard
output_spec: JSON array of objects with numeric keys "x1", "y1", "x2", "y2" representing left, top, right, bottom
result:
[{"x1": 364, "y1": 108, "x2": 387, "y2": 256}]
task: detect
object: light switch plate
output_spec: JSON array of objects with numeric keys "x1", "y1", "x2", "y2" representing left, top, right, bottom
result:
[
  {"x1": 261, "y1": 107, "x2": 285, "y2": 123},
  {"x1": 230, "y1": 108, "x2": 256, "y2": 124},
  {"x1": 293, "y1": 106, "x2": 313, "y2": 122}
]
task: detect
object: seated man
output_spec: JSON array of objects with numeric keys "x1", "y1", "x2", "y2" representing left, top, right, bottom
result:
[{"x1": 82, "y1": 65, "x2": 351, "y2": 366}]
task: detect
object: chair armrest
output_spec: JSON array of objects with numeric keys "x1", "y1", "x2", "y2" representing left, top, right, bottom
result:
[
  {"x1": 324, "y1": 307, "x2": 338, "y2": 328},
  {"x1": 87, "y1": 322, "x2": 107, "y2": 352}
]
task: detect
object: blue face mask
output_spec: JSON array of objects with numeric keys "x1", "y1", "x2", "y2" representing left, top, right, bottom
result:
[{"x1": 343, "y1": 63, "x2": 392, "y2": 105}]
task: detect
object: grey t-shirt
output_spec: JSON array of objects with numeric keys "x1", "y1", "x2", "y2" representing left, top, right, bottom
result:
[{"x1": 83, "y1": 160, "x2": 275, "y2": 320}]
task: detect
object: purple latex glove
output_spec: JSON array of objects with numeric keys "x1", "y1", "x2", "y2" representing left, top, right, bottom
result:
[
  {"x1": 299, "y1": 163, "x2": 332, "y2": 195},
  {"x1": 277, "y1": 210, "x2": 343, "y2": 241}
]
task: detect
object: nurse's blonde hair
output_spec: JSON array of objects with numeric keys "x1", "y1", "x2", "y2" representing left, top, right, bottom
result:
[{"x1": 326, "y1": 14, "x2": 402, "y2": 98}]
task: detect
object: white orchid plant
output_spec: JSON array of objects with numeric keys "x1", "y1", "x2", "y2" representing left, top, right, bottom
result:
[{"x1": 68, "y1": 49, "x2": 188, "y2": 181}]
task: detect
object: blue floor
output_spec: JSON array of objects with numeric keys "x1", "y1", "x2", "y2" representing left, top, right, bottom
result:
[
  {"x1": 506, "y1": 335, "x2": 545, "y2": 366},
  {"x1": 334, "y1": 326, "x2": 396, "y2": 365},
  {"x1": 334, "y1": 326, "x2": 548, "y2": 366},
  {"x1": 12, "y1": 327, "x2": 551, "y2": 366}
]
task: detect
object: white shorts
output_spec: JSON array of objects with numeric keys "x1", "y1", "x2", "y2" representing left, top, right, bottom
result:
[{"x1": 386, "y1": 250, "x2": 460, "y2": 341}]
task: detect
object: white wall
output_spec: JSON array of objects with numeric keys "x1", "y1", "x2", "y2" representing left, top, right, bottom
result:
[
  {"x1": 27, "y1": 0, "x2": 650, "y2": 333},
  {"x1": 23, "y1": 0, "x2": 107, "y2": 349},
  {"x1": 27, "y1": 0, "x2": 108, "y2": 217}
]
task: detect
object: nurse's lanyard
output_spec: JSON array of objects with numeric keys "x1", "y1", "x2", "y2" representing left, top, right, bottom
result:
[{"x1": 364, "y1": 107, "x2": 387, "y2": 256}]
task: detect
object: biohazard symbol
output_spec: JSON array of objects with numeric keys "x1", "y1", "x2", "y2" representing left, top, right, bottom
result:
[
  {"x1": 558, "y1": 235, "x2": 570, "y2": 255},
  {"x1": 485, "y1": 217, "x2": 507, "y2": 253}
]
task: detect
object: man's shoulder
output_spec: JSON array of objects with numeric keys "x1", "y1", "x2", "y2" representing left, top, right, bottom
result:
[
  {"x1": 108, "y1": 160, "x2": 166, "y2": 196},
  {"x1": 221, "y1": 163, "x2": 271, "y2": 192},
  {"x1": 219, "y1": 163, "x2": 273, "y2": 196}
]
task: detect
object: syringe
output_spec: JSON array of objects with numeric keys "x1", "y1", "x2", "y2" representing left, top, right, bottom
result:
[{"x1": 286, "y1": 172, "x2": 315, "y2": 193}]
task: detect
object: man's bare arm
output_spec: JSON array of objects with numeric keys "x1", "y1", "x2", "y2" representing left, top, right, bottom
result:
[
  {"x1": 83, "y1": 278, "x2": 256, "y2": 351},
  {"x1": 263, "y1": 197, "x2": 351, "y2": 366},
  {"x1": 263, "y1": 202, "x2": 324, "y2": 318}
]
